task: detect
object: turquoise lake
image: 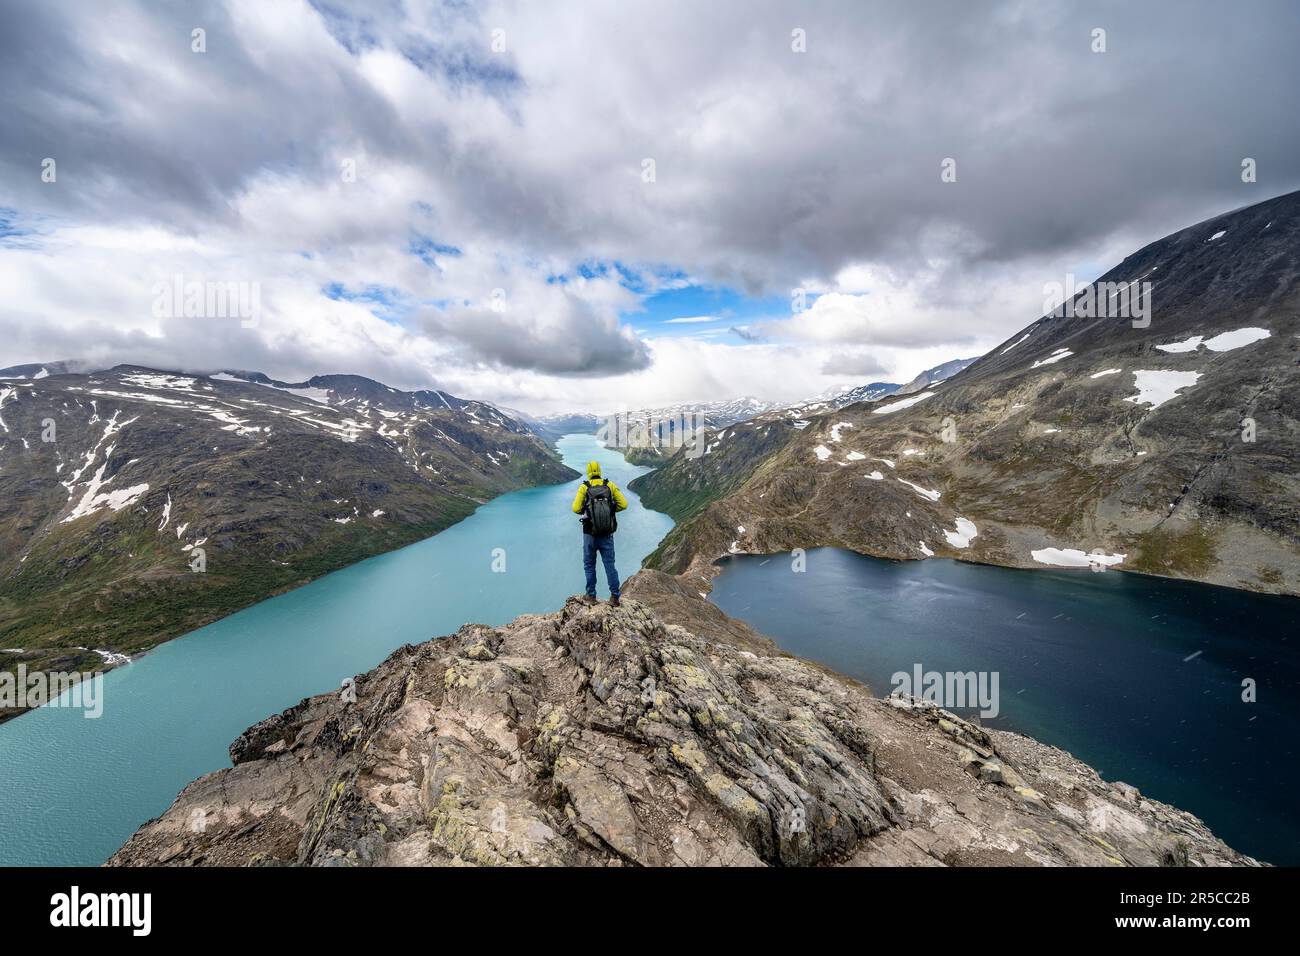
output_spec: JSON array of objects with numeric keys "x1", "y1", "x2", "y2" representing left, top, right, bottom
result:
[{"x1": 0, "y1": 434, "x2": 672, "y2": 866}]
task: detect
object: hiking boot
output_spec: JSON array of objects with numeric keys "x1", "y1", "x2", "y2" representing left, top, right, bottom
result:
[
  {"x1": 609, "y1": 595, "x2": 621, "y2": 608},
  {"x1": 577, "y1": 594, "x2": 597, "y2": 606}
]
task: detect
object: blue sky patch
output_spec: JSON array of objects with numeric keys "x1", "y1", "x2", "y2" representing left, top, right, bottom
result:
[
  {"x1": 624, "y1": 283, "x2": 788, "y2": 340},
  {"x1": 409, "y1": 235, "x2": 462, "y2": 267},
  {"x1": 322, "y1": 282, "x2": 414, "y2": 323}
]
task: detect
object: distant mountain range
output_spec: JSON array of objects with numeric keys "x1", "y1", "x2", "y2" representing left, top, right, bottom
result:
[
  {"x1": 532, "y1": 396, "x2": 777, "y2": 440},
  {"x1": 529, "y1": 358, "x2": 979, "y2": 453},
  {"x1": 0, "y1": 365, "x2": 575, "y2": 722},
  {"x1": 633, "y1": 189, "x2": 1300, "y2": 597}
]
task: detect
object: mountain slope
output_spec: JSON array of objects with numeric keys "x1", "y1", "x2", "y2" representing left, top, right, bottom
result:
[
  {"x1": 0, "y1": 366, "x2": 576, "y2": 720},
  {"x1": 107, "y1": 581, "x2": 1253, "y2": 867},
  {"x1": 633, "y1": 190, "x2": 1300, "y2": 594}
]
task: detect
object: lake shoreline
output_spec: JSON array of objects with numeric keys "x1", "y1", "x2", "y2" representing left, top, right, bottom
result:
[{"x1": 0, "y1": 498, "x2": 555, "y2": 729}]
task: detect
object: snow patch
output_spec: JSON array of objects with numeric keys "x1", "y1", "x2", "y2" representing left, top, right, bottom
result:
[
  {"x1": 1204, "y1": 327, "x2": 1270, "y2": 351},
  {"x1": 1031, "y1": 349, "x2": 1072, "y2": 368},
  {"x1": 1155, "y1": 335, "x2": 1203, "y2": 354},
  {"x1": 1001, "y1": 333, "x2": 1031, "y2": 354},
  {"x1": 1031, "y1": 547, "x2": 1125, "y2": 568},
  {"x1": 873, "y1": 392, "x2": 933, "y2": 415},
  {"x1": 1157, "y1": 327, "x2": 1269, "y2": 354},
  {"x1": 63, "y1": 469, "x2": 150, "y2": 522},
  {"x1": 1125, "y1": 370, "x2": 1201, "y2": 409},
  {"x1": 943, "y1": 517, "x2": 978, "y2": 549},
  {"x1": 121, "y1": 373, "x2": 197, "y2": 391},
  {"x1": 897, "y1": 478, "x2": 941, "y2": 501}
]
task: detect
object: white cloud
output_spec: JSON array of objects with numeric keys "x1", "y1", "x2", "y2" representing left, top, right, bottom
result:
[{"x1": 1, "y1": 0, "x2": 1297, "y2": 413}]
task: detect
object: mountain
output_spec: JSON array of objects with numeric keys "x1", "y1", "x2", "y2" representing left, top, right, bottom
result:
[
  {"x1": 632, "y1": 189, "x2": 1300, "y2": 596},
  {"x1": 0, "y1": 361, "x2": 81, "y2": 380},
  {"x1": 779, "y1": 360, "x2": 975, "y2": 419},
  {"x1": 895, "y1": 357, "x2": 978, "y2": 395},
  {"x1": 828, "y1": 381, "x2": 901, "y2": 406},
  {"x1": 529, "y1": 412, "x2": 603, "y2": 445},
  {"x1": 529, "y1": 373, "x2": 966, "y2": 462},
  {"x1": 537, "y1": 397, "x2": 779, "y2": 438},
  {"x1": 107, "y1": 581, "x2": 1253, "y2": 867},
  {"x1": 0, "y1": 365, "x2": 576, "y2": 722},
  {"x1": 679, "y1": 395, "x2": 780, "y2": 426},
  {"x1": 530, "y1": 398, "x2": 782, "y2": 465}
]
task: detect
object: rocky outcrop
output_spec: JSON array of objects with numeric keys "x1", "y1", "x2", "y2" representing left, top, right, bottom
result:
[{"x1": 109, "y1": 575, "x2": 1255, "y2": 867}]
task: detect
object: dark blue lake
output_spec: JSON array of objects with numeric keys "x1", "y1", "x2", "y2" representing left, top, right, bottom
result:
[{"x1": 709, "y1": 548, "x2": 1300, "y2": 866}]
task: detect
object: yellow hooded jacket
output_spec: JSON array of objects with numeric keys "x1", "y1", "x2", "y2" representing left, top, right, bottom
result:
[{"x1": 572, "y1": 461, "x2": 628, "y2": 530}]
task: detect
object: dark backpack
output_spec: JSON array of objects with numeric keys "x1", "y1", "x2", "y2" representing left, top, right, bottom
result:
[{"x1": 584, "y1": 480, "x2": 617, "y2": 536}]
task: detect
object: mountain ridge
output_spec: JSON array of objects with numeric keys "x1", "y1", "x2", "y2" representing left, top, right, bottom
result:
[{"x1": 631, "y1": 189, "x2": 1300, "y2": 596}]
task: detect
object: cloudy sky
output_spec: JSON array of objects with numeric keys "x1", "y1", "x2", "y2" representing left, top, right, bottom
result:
[{"x1": 1, "y1": 0, "x2": 1297, "y2": 414}]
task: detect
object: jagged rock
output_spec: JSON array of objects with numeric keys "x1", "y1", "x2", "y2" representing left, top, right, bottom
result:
[{"x1": 108, "y1": 578, "x2": 1257, "y2": 868}]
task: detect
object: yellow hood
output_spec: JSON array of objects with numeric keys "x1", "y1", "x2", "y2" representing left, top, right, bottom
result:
[{"x1": 586, "y1": 461, "x2": 602, "y2": 479}]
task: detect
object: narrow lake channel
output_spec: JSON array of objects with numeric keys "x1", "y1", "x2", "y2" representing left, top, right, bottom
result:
[{"x1": 0, "y1": 435, "x2": 671, "y2": 866}]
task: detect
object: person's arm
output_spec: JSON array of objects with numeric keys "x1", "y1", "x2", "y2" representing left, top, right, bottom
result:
[
  {"x1": 572, "y1": 483, "x2": 588, "y2": 514},
  {"x1": 609, "y1": 481, "x2": 629, "y2": 512}
]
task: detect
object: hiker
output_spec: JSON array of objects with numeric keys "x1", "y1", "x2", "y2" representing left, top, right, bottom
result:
[{"x1": 572, "y1": 460, "x2": 628, "y2": 606}]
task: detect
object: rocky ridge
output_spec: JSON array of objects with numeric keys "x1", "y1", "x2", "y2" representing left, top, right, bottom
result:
[{"x1": 109, "y1": 572, "x2": 1255, "y2": 868}]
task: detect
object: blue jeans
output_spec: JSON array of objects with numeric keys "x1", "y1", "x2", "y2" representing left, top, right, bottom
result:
[{"x1": 583, "y1": 533, "x2": 620, "y2": 598}]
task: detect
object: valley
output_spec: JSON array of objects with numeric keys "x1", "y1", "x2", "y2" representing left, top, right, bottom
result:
[
  {"x1": 0, "y1": 434, "x2": 670, "y2": 866},
  {"x1": 0, "y1": 366, "x2": 575, "y2": 722}
]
